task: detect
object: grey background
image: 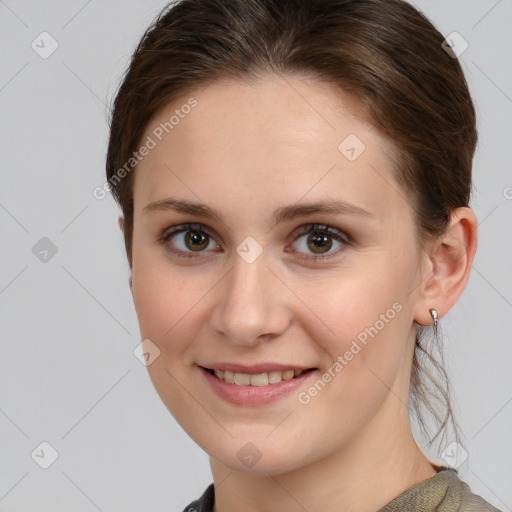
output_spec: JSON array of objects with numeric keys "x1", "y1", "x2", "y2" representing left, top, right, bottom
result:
[{"x1": 0, "y1": 1, "x2": 510, "y2": 511}]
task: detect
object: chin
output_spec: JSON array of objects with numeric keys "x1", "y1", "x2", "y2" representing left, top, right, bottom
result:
[{"x1": 200, "y1": 430, "x2": 320, "y2": 476}]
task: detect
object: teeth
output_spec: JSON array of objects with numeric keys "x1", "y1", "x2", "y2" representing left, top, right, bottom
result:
[
  {"x1": 282, "y1": 370, "x2": 294, "y2": 380},
  {"x1": 212, "y1": 368, "x2": 308, "y2": 386},
  {"x1": 250, "y1": 373, "x2": 268, "y2": 386},
  {"x1": 234, "y1": 373, "x2": 251, "y2": 385},
  {"x1": 268, "y1": 371, "x2": 283, "y2": 384}
]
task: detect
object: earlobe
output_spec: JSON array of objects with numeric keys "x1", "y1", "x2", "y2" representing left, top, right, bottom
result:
[
  {"x1": 414, "y1": 207, "x2": 478, "y2": 326},
  {"x1": 118, "y1": 216, "x2": 125, "y2": 232}
]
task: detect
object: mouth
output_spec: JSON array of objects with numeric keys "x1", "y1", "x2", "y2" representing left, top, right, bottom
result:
[
  {"x1": 199, "y1": 365, "x2": 319, "y2": 406},
  {"x1": 202, "y1": 367, "x2": 317, "y2": 387}
]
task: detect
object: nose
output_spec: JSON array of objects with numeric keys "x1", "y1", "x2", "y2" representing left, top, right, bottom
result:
[{"x1": 209, "y1": 250, "x2": 292, "y2": 347}]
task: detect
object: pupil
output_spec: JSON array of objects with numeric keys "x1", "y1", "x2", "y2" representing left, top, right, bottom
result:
[
  {"x1": 308, "y1": 233, "x2": 332, "y2": 254},
  {"x1": 186, "y1": 231, "x2": 208, "y2": 251}
]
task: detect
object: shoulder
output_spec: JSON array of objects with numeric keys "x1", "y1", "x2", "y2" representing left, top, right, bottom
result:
[
  {"x1": 380, "y1": 468, "x2": 502, "y2": 512},
  {"x1": 182, "y1": 472, "x2": 502, "y2": 512},
  {"x1": 181, "y1": 483, "x2": 215, "y2": 512},
  {"x1": 454, "y1": 473, "x2": 502, "y2": 511}
]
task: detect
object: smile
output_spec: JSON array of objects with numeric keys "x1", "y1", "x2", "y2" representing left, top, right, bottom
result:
[
  {"x1": 199, "y1": 366, "x2": 318, "y2": 406},
  {"x1": 207, "y1": 368, "x2": 310, "y2": 386}
]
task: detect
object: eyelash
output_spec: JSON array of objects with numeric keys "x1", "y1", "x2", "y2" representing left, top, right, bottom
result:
[{"x1": 156, "y1": 222, "x2": 351, "y2": 261}]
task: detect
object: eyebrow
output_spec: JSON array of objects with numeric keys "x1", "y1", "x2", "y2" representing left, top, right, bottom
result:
[{"x1": 142, "y1": 197, "x2": 375, "y2": 226}]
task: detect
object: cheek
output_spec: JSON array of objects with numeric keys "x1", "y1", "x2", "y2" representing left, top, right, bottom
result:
[
  {"x1": 297, "y1": 262, "x2": 406, "y2": 352},
  {"x1": 131, "y1": 256, "x2": 192, "y2": 343},
  {"x1": 130, "y1": 259, "x2": 208, "y2": 421},
  {"x1": 292, "y1": 260, "x2": 411, "y2": 406}
]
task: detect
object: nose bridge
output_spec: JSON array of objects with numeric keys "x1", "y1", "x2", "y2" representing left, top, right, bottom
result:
[{"x1": 211, "y1": 249, "x2": 289, "y2": 345}]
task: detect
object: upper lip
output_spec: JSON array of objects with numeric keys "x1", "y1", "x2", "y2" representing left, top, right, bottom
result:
[{"x1": 199, "y1": 363, "x2": 316, "y2": 374}]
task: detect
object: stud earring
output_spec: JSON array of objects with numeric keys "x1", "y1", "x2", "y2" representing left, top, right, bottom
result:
[{"x1": 429, "y1": 308, "x2": 438, "y2": 337}]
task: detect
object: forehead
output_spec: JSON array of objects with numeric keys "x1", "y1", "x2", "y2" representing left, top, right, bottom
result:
[{"x1": 133, "y1": 76, "x2": 406, "y2": 222}]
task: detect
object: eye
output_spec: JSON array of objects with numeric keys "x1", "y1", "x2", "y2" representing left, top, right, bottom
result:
[
  {"x1": 157, "y1": 223, "x2": 221, "y2": 258},
  {"x1": 288, "y1": 223, "x2": 349, "y2": 260}
]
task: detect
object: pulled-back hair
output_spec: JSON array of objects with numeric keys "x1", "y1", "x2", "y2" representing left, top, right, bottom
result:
[{"x1": 106, "y1": 0, "x2": 477, "y2": 450}]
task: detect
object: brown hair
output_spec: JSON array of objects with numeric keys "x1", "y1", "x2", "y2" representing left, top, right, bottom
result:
[{"x1": 106, "y1": 0, "x2": 477, "y2": 448}]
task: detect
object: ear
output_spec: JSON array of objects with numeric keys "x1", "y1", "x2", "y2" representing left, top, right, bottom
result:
[
  {"x1": 414, "y1": 207, "x2": 478, "y2": 326},
  {"x1": 117, "y1": 216, "x2": 133, "y2": 292}
]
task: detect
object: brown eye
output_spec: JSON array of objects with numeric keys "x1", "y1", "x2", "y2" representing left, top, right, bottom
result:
[
  {"x1": 307, "y1": 232, "x2": 333, "y2": 254},
  {"x1": 184, "y1": 230, "x2": 210, "y2": 251},
  {"x1": 290, "y1": 223, "x2": 349, "y2": 260},
  {"x1": 158, "y1": 223, "x2": 220, "y2": 258}
]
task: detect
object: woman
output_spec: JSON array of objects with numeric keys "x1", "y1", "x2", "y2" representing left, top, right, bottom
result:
[{"x1": 106, "y1": 0, "x2": 500, "y2": 510}]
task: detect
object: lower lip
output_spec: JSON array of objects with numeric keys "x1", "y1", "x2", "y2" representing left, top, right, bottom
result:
[{"x1": 199, "y1": 366, "x2": 317, "y2": 406}]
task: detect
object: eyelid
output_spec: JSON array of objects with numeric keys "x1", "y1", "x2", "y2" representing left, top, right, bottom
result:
[
  {"x1": 289, "y1": 223, "x2": 350, "y2": 243},
  {"x1": 158, "y1": 222, "x2": 212, "y2": 242}
]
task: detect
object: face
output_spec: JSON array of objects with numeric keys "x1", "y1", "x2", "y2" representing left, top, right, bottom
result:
[{"x1": 130, "y1": 76, "x2": 427, "y2": 475}]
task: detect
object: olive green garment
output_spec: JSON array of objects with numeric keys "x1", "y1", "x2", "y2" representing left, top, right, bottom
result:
[{"x1": 181, "y1": 468, "x2": 502, "y2": 511}]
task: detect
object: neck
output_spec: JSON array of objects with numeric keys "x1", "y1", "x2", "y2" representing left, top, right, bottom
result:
[{"x1": 210, "y1": 398, "x2": 437, "y2": 512}]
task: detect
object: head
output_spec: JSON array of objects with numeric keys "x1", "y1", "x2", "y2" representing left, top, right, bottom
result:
[{"x1": 106, "y1": 0, "x2": 477, "y2": 474}]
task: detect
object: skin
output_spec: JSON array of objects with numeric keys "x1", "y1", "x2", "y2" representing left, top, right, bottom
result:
[{"x1": 121, "y1": 75, "x2": 477, "y2": 512}]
